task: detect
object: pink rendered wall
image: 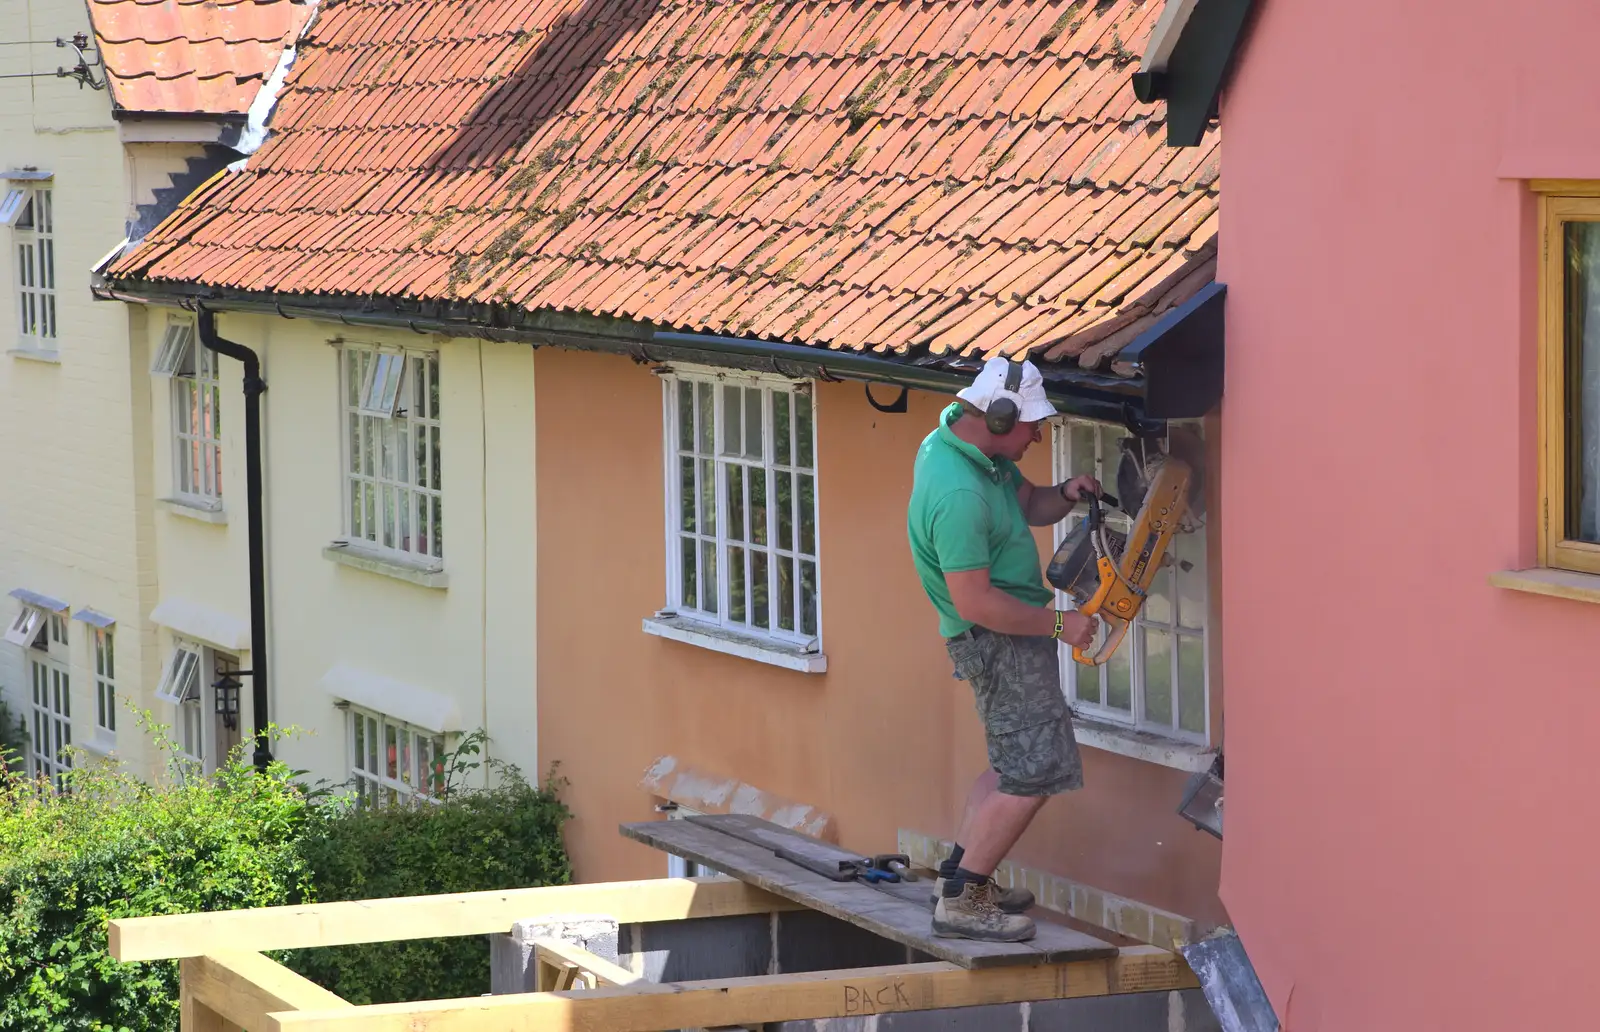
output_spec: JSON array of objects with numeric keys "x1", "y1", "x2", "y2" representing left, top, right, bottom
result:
[{"x1": 1219, "y1": 2, "x2": 1600, "y2": 1030}]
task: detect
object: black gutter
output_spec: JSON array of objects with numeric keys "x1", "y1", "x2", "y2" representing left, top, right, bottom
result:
[
  {"x1": 95, "y1": 283, "x2": 1189, "y2": 425},
  {"x1": 195, "y1": 308, "x2": 273, "y2": 772}
]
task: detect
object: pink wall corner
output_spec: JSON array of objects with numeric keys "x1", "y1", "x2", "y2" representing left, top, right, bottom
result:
[{"x1": 1218, "y1": 0, "x2": 1600, "y2": 1028}]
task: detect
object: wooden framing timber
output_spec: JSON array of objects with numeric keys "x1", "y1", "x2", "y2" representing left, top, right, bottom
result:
[
  {"x1": 531, "y1": 937, "x2": 644, "y2": 991},
  {"x1": 110, "y1": 877, "x2": 798, "y2": 962},
  {"x1": 181, "y1": 952, "x2": 351, "y2": 1031},
  {"x1": 264, "y1": 948, "x2": 1197, "y2": 1032}
]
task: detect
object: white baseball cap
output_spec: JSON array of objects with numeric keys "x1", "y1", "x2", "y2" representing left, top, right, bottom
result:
[{"x1": 956, "y1": 356, "x2": 1056, "y2": 424}]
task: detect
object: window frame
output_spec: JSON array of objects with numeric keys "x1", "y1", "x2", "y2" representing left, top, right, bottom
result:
[
  {"x1": 1051, "y1": 417, "x2": 1211, "y2": 743},
  {"x1": 345, "y1": 705, "x2": 450, "y2": 807},
  {"x1": 169, "y1": 320, "x2": 224, "y2": 507},
  {"x1": 339, "y1": 343, "x2": 444, "y2": 566},
  {"x1": 25, "y1": 609, "x2": 71, "y2": 790},
  {"x1": 93, "y1": 627, "x2": 116, "y2": 740},
  {"x1": 659, "y1": 366, "x2": 822, "y2": 651},
  {"x1": 12, "y1": 184, "x2": 55, "y2": 350},
  {"x1": 1537, "y1": 185, "x2": 1600, "y2": 575}
]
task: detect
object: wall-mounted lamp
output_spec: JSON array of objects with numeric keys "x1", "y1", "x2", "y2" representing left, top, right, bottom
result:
[
  {"x1": 213, "y1": 671, "x2": 246, "y2": 732},
  {"x1": 1177, "y1": 754, "x2": 1223, "y2": 839}
]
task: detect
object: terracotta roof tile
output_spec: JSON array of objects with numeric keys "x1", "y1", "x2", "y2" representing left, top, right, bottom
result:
[
  {"x1": 88, "y1": 0, "x2": 312, "y2": 116},
  {"x1": 111, "y1": 0, "x2": 1218, "y2": 374}
]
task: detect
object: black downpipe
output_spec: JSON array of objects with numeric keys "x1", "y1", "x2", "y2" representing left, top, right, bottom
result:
[{"x1": 196, "y1": 308, "x2": 273, "y2": 772}]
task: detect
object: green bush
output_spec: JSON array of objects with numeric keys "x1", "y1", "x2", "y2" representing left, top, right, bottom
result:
[
  {"x1": 0, "y1": 722, "x2": 572, "y2": 1028},
  {"x1": 286, "y1": 739, "x2": 572, "y2": 1004},
  {"x1": 0, "y1": 725, "x2": 320, "y2": 1032}
]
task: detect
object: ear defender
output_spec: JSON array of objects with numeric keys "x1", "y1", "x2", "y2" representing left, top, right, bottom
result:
[{"x1": 984, "y1": 360, "x2": 1024, "y2": 435}]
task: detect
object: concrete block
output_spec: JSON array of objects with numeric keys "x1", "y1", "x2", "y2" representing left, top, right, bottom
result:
[
  {"x1": 489, "y1": 914, "x2": 619, "y2": 995},
  {"x1": 1029, "y1": 991, "x2": 1168, "y2": 1031},
  {"x1": 622, "y1": 914, "x2": 772, "y2": 982},
  {"x1": 775, "y1": 909, "x2": 909, "y2": 973},
  {"x1": 770, "y1": 1017, "x2": 878, "y2": 1032},
  {"x1": 880, "y1": 1003, "x2": 1025, "y2": 1032}
]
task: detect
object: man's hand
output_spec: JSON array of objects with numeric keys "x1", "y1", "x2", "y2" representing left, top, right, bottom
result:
[
  {"x1": 1059, "y1": 474, "x2": 1102, "y2": 503},
  {"x1": 1059, "y1": 610, "x2": 1098, "y2": 650}
]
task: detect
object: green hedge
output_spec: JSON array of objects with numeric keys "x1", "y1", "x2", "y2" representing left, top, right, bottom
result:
[{"x1": 0, "y1": 722, "x2": 571, "y2": 1030}]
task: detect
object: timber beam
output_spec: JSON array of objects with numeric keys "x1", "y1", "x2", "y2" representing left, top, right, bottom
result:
[
  {"x1": 110, "y1": 877, "x2": 798, "y2": 962},
  {"x1": 264, "y1": 947, "x2": 1198, "y2": 1032}
]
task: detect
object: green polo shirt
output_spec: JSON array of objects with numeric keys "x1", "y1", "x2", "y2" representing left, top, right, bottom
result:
[{"x1": 907, "y1": 403, "x2": 1052, "y2": 638}]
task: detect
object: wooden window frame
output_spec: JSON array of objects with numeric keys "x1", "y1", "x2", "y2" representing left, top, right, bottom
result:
[
  {"x1": 340, "y1": 344, "x2": 444, "y2": 565},
  {"x1": 1536, "y1": 182, "x2": 1600, "y2": 575}
]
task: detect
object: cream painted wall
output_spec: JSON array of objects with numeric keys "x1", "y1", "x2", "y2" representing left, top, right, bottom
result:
[
  {"x1": 139, "y1": 309, "x2": 539, "y2": 795},
  {"x1": 0, "y1": 0, "x2": 174, "y2": 778}
]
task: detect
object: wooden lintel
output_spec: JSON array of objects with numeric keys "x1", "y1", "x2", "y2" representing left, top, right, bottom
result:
[
  {"x1": 183, "y1": 952, "x2": 350, "y2": 1031},
  {"x1": 266, "y1": 947, "x2": 1198, "y2": 1032},
  {"x1": 111, "y1": 878, "x2": 798, "y2": 962}
]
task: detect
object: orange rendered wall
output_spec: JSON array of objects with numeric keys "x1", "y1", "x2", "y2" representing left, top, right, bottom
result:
[{"x1": 535, "y1": 347, "x2": 1223, "y2": 925}]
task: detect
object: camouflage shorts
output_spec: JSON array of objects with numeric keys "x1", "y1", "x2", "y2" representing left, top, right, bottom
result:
[{"x1": 946, "y1": 628, "x2": 1083, "y2": 797}]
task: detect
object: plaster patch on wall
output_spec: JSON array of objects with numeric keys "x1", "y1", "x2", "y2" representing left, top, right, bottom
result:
[
  {"x1": 640, "y1": 756, "x2": 838, "y2": 842},
  {"x1": 897, "y1": 829, "x2": 1200, "y2": 952}
]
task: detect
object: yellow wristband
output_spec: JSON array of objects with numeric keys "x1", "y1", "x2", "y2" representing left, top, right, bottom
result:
[{"x1": 1051, "y1": 610, "x2": 1065, "y2": 640}]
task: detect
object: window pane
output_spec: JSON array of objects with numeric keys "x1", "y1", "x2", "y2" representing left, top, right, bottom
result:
[
  {"x1": 680, "y1": 457, "x2": 696, "y2": 533},
  {"x1": 776, "y1": 472, "x2": 794, "y2": 550},
  {"x1": 798, "y1": 473, "x2": 816, "y2": 555},
  {"x1": 1143, "y1": 629, "x2": 1173, "y2": 727},
  {"x1": 431, "y1": 496, "x2": 443, "y2": 557},
  {"x1": 749, "y1": 467, "x2": 768, "y2": 545},
  {"x1": 1143, "y1": 568, "x2": 1172, "y2": 625},
  {"x1": 678, "y1": 381, "x2": 694, "y2": 450},
  {"x1": 1070, "y1": 422, "x2": 1096, "y2": 478},
  {"x1": 428, "y1": 354, "x2": 440, "y2": 418},
  {"x1": 1072, "y1": 659, "x2": 1100, "y2": 706},
  {"x1": 681, "y1": 536, "x2": 697, "y2": 608},
  {"x1": 700, "y1": 540, "x2": 718, "y2": 615},
  {"x1": 773, "y1": 392, "x2": 791, "y2": 465},
  {"x1": 751, "y1": 550, "x2": 769, "y2": 628},
  {"x1": 429, "y1": 426, "x2": 441, "y2": 491},
  {"x1": 696, "y1": 381, "x2": 713, "y2": 454},
  {"x1": 726, "y1": 464, "x2": 744, "y2": 541},
  {"x1": 799, "y1": 559, "x2": 817, "y2": 636},
  {"x1": 354, "y1": 713, "x2": 367, "y2": 772},
  {"x1": 1565, "y1": 220, "x2": 1600, "y2": 543},
  {"x1": 1178, "y1": 634, "x2": 1206, "y2": 734},
  {"x1": 745, "y1": 388, "x2": 764, "y2": 459},
  {"x1": 777, "y1": 555, "x2": 794, "y2": 631},
  {"x1": 795, "y1": 391, "x2": 814, "y2": 468},
  {"x1": 1106, "y1": 639, "x2": 1132, "y2": 712},
  {"x1": 729, "y1": 546, "x2": 746, "y2": 623},
  {"x1": 385, "y1": 722, "x2": 399, "y2": 779},
  {"x1": 699, "y1": 458, "x2": 716, "y2": 537},
  {"x1": 722, "y1": 386, "x2": 742, "y2": 455},
  {"x1": 1175, "y1": 526, "x2": 1206, "y2": 629}
]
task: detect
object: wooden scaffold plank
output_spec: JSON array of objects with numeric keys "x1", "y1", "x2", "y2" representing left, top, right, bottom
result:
[
  {"x1": 111, "y1": 877, "x2": 798, "y2": 962},
  {"x1": 264, "y1": 947, "x2": 1197, "y2": 1032}
]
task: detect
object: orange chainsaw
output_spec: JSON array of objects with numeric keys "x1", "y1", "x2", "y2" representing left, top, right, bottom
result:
[{"x1": 1045, "y1": 429, "x2": 1203, "y2": 666}]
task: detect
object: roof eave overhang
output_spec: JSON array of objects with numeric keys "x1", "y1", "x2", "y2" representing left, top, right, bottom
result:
[
  {"x1": 1131, "y1": 0, "x2": 1256, "y2": 147},
  {"x1": 94, "y1": 279, "x2": 1223, "y2": 425}
]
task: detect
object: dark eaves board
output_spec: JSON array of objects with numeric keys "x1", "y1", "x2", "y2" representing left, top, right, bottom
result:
[{"x1": 620, "y1": 814, "x2": 1116, "y2": 969}]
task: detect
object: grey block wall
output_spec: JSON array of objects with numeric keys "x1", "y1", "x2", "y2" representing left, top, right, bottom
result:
[{"x1": 491, "y1": 909, "x2": 1220, "y2": 1032}]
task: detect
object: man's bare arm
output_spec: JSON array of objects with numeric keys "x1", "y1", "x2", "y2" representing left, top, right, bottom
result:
[
  {"x1": 944, "y1": 568, "x2": 1095, "y2": 646},
  {"x1": 1015, "y1": 473, "x2": 1102, "y2": 526}
]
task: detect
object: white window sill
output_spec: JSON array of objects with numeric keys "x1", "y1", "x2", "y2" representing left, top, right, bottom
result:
[
  {"x1": 78, "y1": 732, "x2": 117, "y2": 757},
  {"x1": 1072, "y1": 716, "x2": 1216, "y2": 772},
  {"x1": 642, "y1": 614, "x2": 827, "y2": 674},
  {"x1": 9, "y1": 346, "x2": 60, "y2": 364},
  {"x1": 1490, "y1": 568, "x2": 1600, "y2": 605},
  {"x1": 323, "y1": 542, "x2": 448, "y2": 590},
  {"x1": 160, "y1": 497, "x2": 228, "y2": 524}
]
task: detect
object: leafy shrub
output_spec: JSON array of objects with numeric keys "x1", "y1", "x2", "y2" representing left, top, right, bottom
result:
[
  {"x1": 0, "y1": 722, "x2": 572, "y2": 1028},
  {"x1": 285, "y1": 735, "x2": 572, "y2": 1004},
  {"x1": 0, "y1": 721, "x2": 320, "y2": 1032}
]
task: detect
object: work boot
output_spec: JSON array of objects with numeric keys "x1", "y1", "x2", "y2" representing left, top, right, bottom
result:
[
  {"x1": 930, "y1": 877, "x2": 1034, "y2": 913},
  {"x1": 932, "y1": 881, "x2": 1036, "y2": 942}
]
